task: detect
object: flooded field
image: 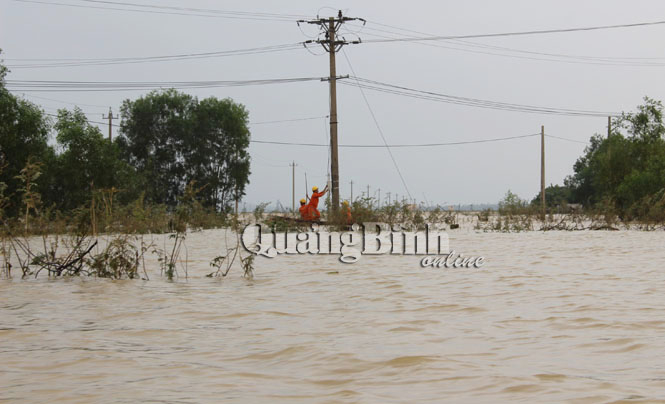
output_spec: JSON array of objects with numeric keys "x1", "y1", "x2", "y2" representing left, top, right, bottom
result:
[{"x1": 2, "y1": 229, "x2": 665, "y2": 403}]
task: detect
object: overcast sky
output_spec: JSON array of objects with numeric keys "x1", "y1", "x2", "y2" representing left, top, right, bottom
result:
[{"x1": 3, "y1": 0, "x2": 665, "y2": 208}]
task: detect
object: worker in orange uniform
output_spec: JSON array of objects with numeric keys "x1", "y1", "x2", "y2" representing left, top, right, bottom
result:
[
  {"x1": 298, "y1": 198, "x2": 312, "y2": 221},
  {"x1": 307, "y1": 185, "x2": 328, "y2": 221},
  {"x1": 342, "y1": 200, "x2": 352, "y2": 224}
]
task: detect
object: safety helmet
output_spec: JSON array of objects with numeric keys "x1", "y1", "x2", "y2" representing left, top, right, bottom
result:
[
  {"x1": 342, "y1": 200, "x2": 349, "y2": 205},
  {"x1": 312, "y1": 186, "x2": 318, "y2": 192},
  {"x1": 300, "y1": 198, "x2": 306, "y2": 204}
]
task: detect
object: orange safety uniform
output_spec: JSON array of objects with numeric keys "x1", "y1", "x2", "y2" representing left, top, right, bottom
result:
[
  {"x1": 299, "y1": 203, "x2": 313, "y2": 221},
  {"x1": 307, "y1": 190, "x2": 326, "y2": 220}
]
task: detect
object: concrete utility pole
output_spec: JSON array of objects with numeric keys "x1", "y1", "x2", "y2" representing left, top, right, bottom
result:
[
  {"x1": 607, "y1": 116, "x2": 612, "y2": 138},
  {"x1": 299, "y1": 11, "x2": 364, "y2": 216},
  {"x1": 290, "y1": 161, "x2": 297, "y2": 215},
  {"x1": 541, "y1": 125, "x2": 546, "y2": 218},
  {"x1": 102, "y1": 107, "x2": 117, "y2": 141},
  {"x1": 377, "y1": 188, "x2": 381, "y2": 208},
  {"x1": 350, "y1": 180, "x2": 354, "y2": 202}
]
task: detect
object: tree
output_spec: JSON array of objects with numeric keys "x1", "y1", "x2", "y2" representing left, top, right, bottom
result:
[
  {"x1": 49, "y1": 108, "x2": 136, "y2": 210},
  {"x1": 565, "y1": 97, "x2": 665, "y2": 217},
  {"x1": 0, "y1": 52, "x2": 54, "y2": 215},
  {"x1": 118, "y1": 89, "x2": 251, "y2": 211},
  {"x1": 498, "y1": 190, "x2": 528, "y2": 215},
  {"x1": 189, "y1": 97, "x2": 250, "y2": 210},
  {"x1": 531, "y1": 184, "x2": 573, "y2": 208}
]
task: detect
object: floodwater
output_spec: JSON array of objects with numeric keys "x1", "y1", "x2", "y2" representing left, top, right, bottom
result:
[{"x1": 2, "y1": 228, "x2": 665, "y2": 403}]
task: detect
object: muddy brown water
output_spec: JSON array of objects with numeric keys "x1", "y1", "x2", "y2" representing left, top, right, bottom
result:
[{"x1": 2, "y1": 229, "x2": 665, "y2": 403}]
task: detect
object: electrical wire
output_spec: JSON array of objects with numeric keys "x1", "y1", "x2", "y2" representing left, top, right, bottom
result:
[
  {"x1": 250, "y1": 133, "x2": 541, "y2": 147},
  {"x1": 7, "y1": 44, "x2": 304, "y2": 69},
  {"x1": 341, "y1": 49, "x2": 412, "y2": 199},
  {"x1": 362, "y1": 19, "x2": 665, "y2": 43},
  {"x1": 44, "y1": 109, "x2": 329, "y2": 128},
  {"x1": 354, "y1": 28, "x2": 665, "y2": 67},
  {"x1": 6, "y1": 76, "x2": 327, "y2": 92},
  {"x1": 20, "y1": 94, "x2": 109, "y2": 108},
  {"x1": 546, "y1": 134, "x2": 589, "y2": 144},
  {"x1": 339, "y1": 77, "x2": 620, "y2": 117},
  {"x1": 251, "y1": 115, "x2": 328, "y2": 125},
  {"x1": 354, "y1": 20, "x2": 665, "y2": 65},
  {"x1": 12, "y1": 0, "x2": 307, "y2": 22},
  {"x1": 73, "y1": 0, "x2": 309, "y2": 19}
]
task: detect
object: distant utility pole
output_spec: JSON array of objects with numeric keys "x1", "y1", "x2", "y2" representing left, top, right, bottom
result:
[
  {"x1": 541, "y1": 125, "x2": 546, "y2": 218},
  {"x1": 299, "y1": 11, "x2": 364, "y2": 216},
  {"x1": 102, "y1": 107, "x2": 117, "y2": 141},
  {"x1": 607, "y1": 116, "x2": 612, "y2": 138},
  {"x1": 350, "y1": 180, "x2": 354, "y2": 202},
  {"x1": 387, "y1": 192, "x2": 391, "y2": 205},
  {"x1": 290, "y1": 161, "x2": 297, "y2": 215},
  {"x1": 377, "y1": 188, "x2": 381, "y2": 208}
]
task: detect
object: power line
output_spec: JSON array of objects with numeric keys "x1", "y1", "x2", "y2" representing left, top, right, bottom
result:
[
  {"x1": 340, "y1": 77, "x2": 620, "y2": 117},
  {"x1": 43, "y1": 110, "x2": 329, "y2": 128},
  {"x1": 250, "y1": 115, "x2": 328, "y2": 125},
  {"x1": 546, "y1": 134, "x2": 589, "y2": 144},
  {"x1": 20, "y1": 94, "x2": 109, "y2": 108},
  {"x1": 45, "y1": 112, "x2": 110, "y2": 127},
  {"x1": 73, "y1": 0, "x2": 309, "y2": 19},
  {"x1": 6, "y1": 76, "x2": 330, "y2": 92},
  {"x1": 6, "y1": 44, "x2": 303, "y2": 69},
  {"x1": 362, "y1": 19, "x2": 665, "y2": 43},
  {"x1": 45, "y1": 110, "x2": 549, "y2": 148},
  {"x1": 341, "y1": 49, "x2": 412, "y2": 200},
  {"x1": 12, "y1": 0, "x2": 307, "y2": 22},
  {"x1": 352, "y1": 20, "x2": 665, "y2": 66},
  {"x1": 352, "y1": 26, "x2": 665, "y2": 67},
  {"x1": 250, "y1": 133, "x2": 540, "y2": 148}
]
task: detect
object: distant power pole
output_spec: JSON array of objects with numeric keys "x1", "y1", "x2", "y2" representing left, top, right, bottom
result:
[
  {"x1": 350, "y1": 180, "x2": 354, "y2": 202},
  {"x1": 290, "y1": 161, "x2": 297, "y2": 215},
  {"x1": 607, "y1": 116, "x2": 612, "y2": 138},
  {"x1": 102, "y1": 107, "x2": 117, "y2": 141},
  {"x1": 299, "y1": 11, "x2": 364, "y2": 216},
  {"x1": 387, "y1": 192, "x2": 391, "y2": 205},
  {"x1": 541, "y1": 125, "x2": 546, "y2": 218},
  {"x1": 377, "y1": 188, "x2": 381, "y2": 208}
]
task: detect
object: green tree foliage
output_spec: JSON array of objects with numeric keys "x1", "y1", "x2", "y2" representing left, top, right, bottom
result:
[
  {"x1": 530, "y1": 184, "x2": 574, "y2": 208},
  {"x1": 49, "y1": 108, "x2": 137, "y2": 210},
  {"x1": 565, "y1": 97, "x2": 665, "y2": 219},
  {"x1": 118, "y1": 89, "x2": 250, "y2": 211},
  {"x1": 0, "y1": 51, "x2": 53, "y2": 215},
  {"x1": 498, "y1": 190, "x2": 529, "y2": 215}
]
